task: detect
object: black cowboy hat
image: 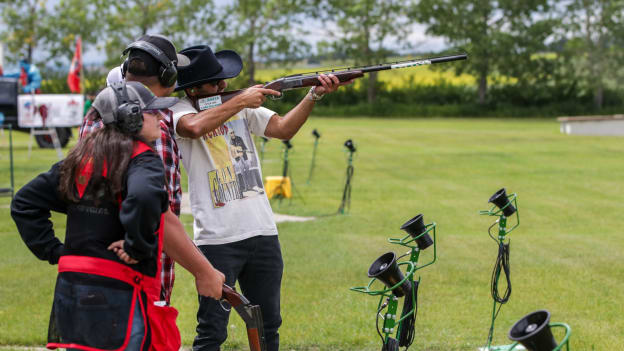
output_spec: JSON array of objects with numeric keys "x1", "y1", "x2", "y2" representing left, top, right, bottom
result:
[{"x1": 174, "y1": 45, "x2": 243, "y2": 91}]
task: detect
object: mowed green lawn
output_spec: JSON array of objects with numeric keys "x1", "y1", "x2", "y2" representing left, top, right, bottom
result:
[{"x1": 0, "y1": 118, "x2": 622, "y2": 350}]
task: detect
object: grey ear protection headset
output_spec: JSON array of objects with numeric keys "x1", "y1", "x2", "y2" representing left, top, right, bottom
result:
[
  {"x1": 113, "y1": 83, "x2": 143, "y2": 135},
  {"x1": 121, "y1": 40, "x2": 178, "y2": 87}
]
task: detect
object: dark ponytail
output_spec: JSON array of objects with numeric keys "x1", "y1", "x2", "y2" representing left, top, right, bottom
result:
[{"x1": 59, "y1": 109, "x2": 134, "y2": 203}]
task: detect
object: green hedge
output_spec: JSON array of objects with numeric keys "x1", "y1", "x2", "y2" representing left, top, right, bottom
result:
[
  {"x1": 40, "y1": 70, "x2": 107, "y2": 95},
  {"x1": 38, "y1": 72, "x2": 624, "y2": 118}
]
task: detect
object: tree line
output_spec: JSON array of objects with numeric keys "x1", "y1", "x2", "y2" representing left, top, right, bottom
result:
[{"x1": 2, "y1": 0, "x2": 624, "y2": 111}]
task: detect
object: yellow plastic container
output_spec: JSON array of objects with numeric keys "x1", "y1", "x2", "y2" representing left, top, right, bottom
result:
[{"x1": 264, "y1": 176, "x2": 292, "y2": 199}]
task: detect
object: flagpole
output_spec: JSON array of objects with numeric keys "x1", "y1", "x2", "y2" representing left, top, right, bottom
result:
[
  {"x1": 0, "y1": 42, "x2": 4, "y2": 76},
  {"x1": 79, "y1": 36, "x2": 83, "y2": 95}
]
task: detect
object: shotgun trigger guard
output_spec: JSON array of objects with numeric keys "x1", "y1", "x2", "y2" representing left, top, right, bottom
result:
[
  {"x1": 268, "y1": 93, "x2": 282, "y2": 100},
  {"x1": 219, "y1": 299, "x2": 232, "y2": 312}
]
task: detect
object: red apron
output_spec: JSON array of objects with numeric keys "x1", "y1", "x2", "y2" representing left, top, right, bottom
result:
[{"x1": 46, "y1": 142, "x2": 181, "y2": 351}]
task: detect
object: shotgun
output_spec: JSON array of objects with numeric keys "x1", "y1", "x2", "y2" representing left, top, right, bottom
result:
[
  {"x1": 221, "y1": 284, "x2": 267, "y2": 351},
  {"x1": 192, "y1": 54, "x2": 468, "y2": 111}
]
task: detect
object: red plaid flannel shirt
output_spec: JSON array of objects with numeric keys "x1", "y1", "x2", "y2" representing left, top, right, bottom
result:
[{"x1": 80, "y1": 109, "x2": 181, "y2": 304}]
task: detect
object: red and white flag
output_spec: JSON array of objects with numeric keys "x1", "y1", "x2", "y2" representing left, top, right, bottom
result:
[
  {"x1": 0, "y1": 44, "x2": 4, "y2": 76},
  {"x1": 19, "y1": 66, "x2": 28, "y2": 86},
  {"x1": 67, "y1": 36, "x2": 82, "y2": 93}
]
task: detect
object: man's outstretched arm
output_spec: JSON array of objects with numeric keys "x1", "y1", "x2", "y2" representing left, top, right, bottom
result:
[{"x1": 264, "y1": 74, "x2": 349, "y2": 140}]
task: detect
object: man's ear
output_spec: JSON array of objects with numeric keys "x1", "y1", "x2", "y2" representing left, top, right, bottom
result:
[{"x1": 218, "y1": 80, "x2": 227, "y2": 92}]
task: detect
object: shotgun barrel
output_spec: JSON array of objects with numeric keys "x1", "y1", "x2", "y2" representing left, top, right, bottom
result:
[{"x1": 192, "y1": 53, "x2": 468, "y2": 110}]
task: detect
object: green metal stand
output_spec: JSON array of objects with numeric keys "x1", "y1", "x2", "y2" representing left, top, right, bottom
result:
[
  {"x1": 0, "y1": 125, "x2": 15, "y2": 198},
  {"x1": 351, "y1": 223, "x2": 437, "y2": 349},
  {"x1": 337, "y1": 150, "x2": 354, "y2": 214},
  {"x1": 306, "y1": 136, "x2": 319, "y2": 184},
  {"x1": 281, "y1": 143, "x2": 290, "y2": 179},
  {"x1": 273, "y1": 142, "x2": 291, "y2": 205},
  {"x1": 9, "y1": 124, "x2": 14, "y2": 197},
  {"x1": 273, "y1": 141, "x2": 304, "y2": 206},
  {"x1": 479, "y1": 194, "x2": 519, "y2": 351},
  {"x1": 259, "y1": 137, "x2": 268, "y2": 169}
]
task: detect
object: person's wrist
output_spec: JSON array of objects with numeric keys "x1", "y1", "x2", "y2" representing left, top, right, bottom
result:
[
  {"x1": 194, "y1": 266, "x2": 211, "y2": 281},
  {"x1": 50, "y1": 244, "x2": 65, "y2": 265},
  {"x1": 230, "y1": 94, "x2": 246, "y2": 110},
  {"x1": 195, "y1": 261, "x2": 217, "y2": 280},
  {"x1": 308, "y1": 86, "x2": 324, "y2": 101}
]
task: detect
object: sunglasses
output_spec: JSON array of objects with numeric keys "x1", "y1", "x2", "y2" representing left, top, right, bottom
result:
[{"x1": 206, "y1": 79, "x2": 222, "y2": 87}]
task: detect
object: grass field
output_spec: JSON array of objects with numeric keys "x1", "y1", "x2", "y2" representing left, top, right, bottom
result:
[{"x1": 0, "y1": 117, "x2": 623, "y2": 350}]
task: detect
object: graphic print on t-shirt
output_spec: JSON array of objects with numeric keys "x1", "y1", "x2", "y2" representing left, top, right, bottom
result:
[{"x1": 205, "y1": 116, "x2": 264, "y2": 208}]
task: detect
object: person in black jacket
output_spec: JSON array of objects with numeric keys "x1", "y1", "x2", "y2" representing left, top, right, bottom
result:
[{"x1": 11, "y1": 82, "x2": 224, "y2": 350}]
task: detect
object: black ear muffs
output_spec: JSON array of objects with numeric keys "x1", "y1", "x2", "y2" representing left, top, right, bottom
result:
[
  {"x1": 113, "y1": 83, "x2": 143, "y2": 135},
  {"x1": 158, "y1": 60, "x2": 177, "y2": 87},
  {"x1": 121, "y1": 59, "x2": 129, "y2": 78},
  {"x1": 122, "y1": 40, "x2": 177, "y2": 87}
]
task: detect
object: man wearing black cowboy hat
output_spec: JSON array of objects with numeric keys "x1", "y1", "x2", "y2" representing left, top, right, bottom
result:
[
  {"x1": 79, "y1": 35, "x2": 225, "y2": 307},
  {"x1": 169, "y1": 44, "x2": 350, "y2": 351}
]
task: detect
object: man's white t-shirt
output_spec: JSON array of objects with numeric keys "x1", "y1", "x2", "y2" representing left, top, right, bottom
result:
[{"x1": 170, "y1": 97, "x2": 278, "y2": 245}]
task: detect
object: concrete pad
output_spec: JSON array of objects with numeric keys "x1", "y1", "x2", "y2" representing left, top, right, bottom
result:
[
  {"x1": 273, "y1": 213, "x2": 315, "y2": 223},
  {"x1": 558, "y1": 115, "x2": 624, "y2": 136},
  {"x1": 181, "y1": 193, "x2": 315, "y2": 223}
]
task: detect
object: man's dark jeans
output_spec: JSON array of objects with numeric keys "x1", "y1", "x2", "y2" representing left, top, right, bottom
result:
[{"x1": 194, "y1": 235, "x2": 283, "y2": 351}]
